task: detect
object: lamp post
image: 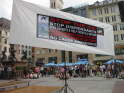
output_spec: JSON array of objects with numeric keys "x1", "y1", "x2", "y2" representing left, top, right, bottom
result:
[{"x1": 27, "y1": 58, "x2": 32, "y2": 86}]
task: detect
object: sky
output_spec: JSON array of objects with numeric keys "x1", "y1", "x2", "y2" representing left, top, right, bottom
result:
[{"x1": 0, "y1": 0, "x2": 103, "y2": 19}]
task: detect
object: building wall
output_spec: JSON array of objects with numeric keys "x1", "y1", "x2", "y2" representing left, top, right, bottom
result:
[
  {"x1": 14, "y1": 45, "x2": 32, "y2": 61},
  {"x1": 88, "y1": 0, "x2": 124, "y2": 63},
  {"x1": 34, "y1": 47, "x2": 91, "y2": 64},
  {"x1": 0, "y1": 18, "x2": 10, "y2": 59},
  {"x1": 0, "y1": 18, "x2": 32, "y2": 62}
]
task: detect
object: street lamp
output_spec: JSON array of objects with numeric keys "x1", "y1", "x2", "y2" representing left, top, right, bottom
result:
[{"x1": 27, "y1": 58, "x2": 32, "y2": 86}]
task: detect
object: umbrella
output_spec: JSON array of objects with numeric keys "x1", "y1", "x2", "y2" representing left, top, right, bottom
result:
[
  {"x1": 75, "y1": 59, "x2": 89, "y2": 65},
  {"x1": 105, "y1": 59, "x2": 124, "y2": 64},
  {"x1": 74, "y1": 61, "x2": 88, "y2": 65},
  {"x1": 56, "y1": 62, "x2": 74, "y2": 66},
  {"x1": 57, "y1": 62, "x2": 65, "y2": 66},
  {"x1": 45, "y1": 62, "x2": 56, "y2": 66}
]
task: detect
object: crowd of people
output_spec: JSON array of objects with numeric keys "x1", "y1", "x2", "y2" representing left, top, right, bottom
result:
[
  {"x1": 23, "y1": 63, "x2": 124, "y2": 80},
  {"x1": 53, "y1": 63, "x2": 124, "y2": 79},
  {"x1": 0, "y1": 63, "x2": 124, "y2": 80}
]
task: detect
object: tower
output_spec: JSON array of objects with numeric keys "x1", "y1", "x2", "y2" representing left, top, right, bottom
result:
[{"x1": 50, "y1": 0, "x2": 63, "y2": 9}]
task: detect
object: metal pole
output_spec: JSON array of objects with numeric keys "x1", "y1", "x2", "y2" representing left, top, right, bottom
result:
[
  {"x1": 28, "y1": 59, "x2": 30, "y2": 86},
  {"x1": 64, "y1": 61, "x2": 67, "y2": 93}
]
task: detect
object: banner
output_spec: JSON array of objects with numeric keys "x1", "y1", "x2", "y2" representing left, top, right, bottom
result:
[{"x1": 9, "y1": 0, "x2": 115, "y2": 55}]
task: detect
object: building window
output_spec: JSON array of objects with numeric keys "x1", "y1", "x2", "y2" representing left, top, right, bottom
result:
[
  {"x1": 99, "y1": 17, "x2": 103, "y2": 22},
  {"x1": 68, "y1": 51, "x2": 72, "y2": 63},
  {"x1": 104, "y1": 7, "x2": 109, "y2": 14},
  {"x1": 114, "y1": 35, "x2": 119, "y2": 41},
  {"x1": 105, "y1": 16, "x2": 110, "y2": 22},
  {"x1": 120, "y1": 24, "x2": 124, "y2": 30},
  {"x1": 92, "y1": 9, "x2": 97, "y2": 16},
  {"x1": 29, "y1": 51, "x2": 31, "y2": 55},
  {"x1": 121, "y1": 34, "x2": 124, "y2": 40},
  {"x1": 111, "y1": 6, "x2": 115, "y2": 13},
  {"x1": 77, "y1": 54, "x2": 88, "y2": 60},
  {"x1": 113, "y1": 25, "x2": 118, "y2": 31},
  {"x1": 115, "y1": 48, "x2": 124, "y2": 55},
  {"x1": 48, "y1": 57, "x2": 57, "y2": 63},
  {"x1": 98, "y1": 8, "x2": 102, "y2": 15},
  {"x1": 81, "y1": 9, "x2": 86, "y2": 17},
  {"x1": 48, "y1": 49, "x2": 52, "y2": 53},
  {"x1": 4, "y1": 39, "x2": 7, "y2": 44},
  {"x1": 61, "y1": 50, "x2": 65, "y2": 62},
  {"x1": 111, "y1": 15, "x2": 116, "y2": 22},
  {"x1": 54, "y1": 2, "x2": 56, "y2": 8}
]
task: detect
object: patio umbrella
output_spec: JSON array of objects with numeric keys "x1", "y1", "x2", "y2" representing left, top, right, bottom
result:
[
  {"x1": 105, "y1": 59, "x2": 124, "y2": 64},
  {"x1": 75, "y1": 59, "x2": 89, "y2": 65},
  {"x1": 56, "y1": 62, "x2": 74, "y2": 66},
  {"x1": 45, "y1": 62, "x2": 56, "y2": 66},
  {"x1": 56, "y1": 62, "x2": 65, "y2": 66},
  {"x1": 74, "y1": 61, "x2": 88, "y2": 65}
]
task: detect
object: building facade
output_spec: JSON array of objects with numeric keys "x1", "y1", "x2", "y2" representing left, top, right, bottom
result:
[
  {"x1": 34, "y1": 0, "x2": 124, "y2": 65},
  {"x1": 34, "y1": 47, "x2": 91, "y2": 64},
  {"x1": 0, "y1": 18, "x2": 10, "y2": 60},
  {"x1": 62, "y1": 0, "x2": 124, "y2": 64},
  {"x1": 62, "y1": 4, "x2": 88, "y2": 18},
  {"x1": 88, "y1": 0, "x2": 124, "y2": 64},
  {"x1": 0, "y1": 18, "x2": 32, "y2": 63}
]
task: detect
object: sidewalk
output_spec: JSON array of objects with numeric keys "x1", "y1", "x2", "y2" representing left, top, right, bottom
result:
[
  {"x1": 0, "y1": 77, "x2": 47, "y2": 91},
  {"x1": 0, "y1": 76, "x2": 124, "y2": 92}
]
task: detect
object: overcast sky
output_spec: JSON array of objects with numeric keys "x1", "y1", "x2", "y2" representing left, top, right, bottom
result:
[{"x1": 0, "y1": 0, "x2": 103, "y2": 19}]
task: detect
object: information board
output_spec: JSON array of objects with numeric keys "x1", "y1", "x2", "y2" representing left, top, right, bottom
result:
[
  {"x1": 9, "y1": 0, "x2": 114, "y2": 55},
  {"x1": 37, "y1": 15, "x2": 104, "y2": 47}
]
